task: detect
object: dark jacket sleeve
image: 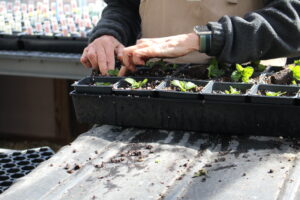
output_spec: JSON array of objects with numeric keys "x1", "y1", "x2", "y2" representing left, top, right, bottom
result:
[
  {"x1": 208, "y1": 0, "x2": 300, "y2": 63},
  {"x1": 88, "y1": 0, "x2": 141, "y2": 46}
]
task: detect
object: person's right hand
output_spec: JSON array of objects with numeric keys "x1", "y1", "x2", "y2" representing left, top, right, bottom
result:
[{"x1": 80, "y1": 35, "x2": 124, "y2": 75}]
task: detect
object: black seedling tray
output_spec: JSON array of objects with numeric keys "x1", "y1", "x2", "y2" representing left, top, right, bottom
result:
[
  {"x1": 249, "y1": 84, "x2": 300, "y2": 105},
  {"x1": 71, "y1": 91, "x2": 300, "y2": 136},
  {"x1": 73, "y1": 77, "x2": 122, "y2": 94},
  {"x1": 264, "y1": 66, "x2": 286, "y2": 74},
  {"x1": 156, "y1": 79, "x2": 209, "y2": 99},
  {"x1": 0, "y1": 147, "x2": 54, "y2": 194},
  {"x1": 0, "y1": 34, "x2": 20, "y2": 50},
  {"x1": 21, "y1": 35, "x2": 88, "y2": 53},
  {"x1": 113, "y1": 77, "x2": 165, "y2": 97},
  {"x1": 202, "y1": 82, "x2": 254, "y2": 103}
]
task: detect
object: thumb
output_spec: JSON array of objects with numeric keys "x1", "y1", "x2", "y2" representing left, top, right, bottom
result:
[
  {"x1": 115, "y1": 44, "x2": 125, "y2": 62},
  {"x1": 118, "y1": 66, "x2": 127, "y2": 77}
]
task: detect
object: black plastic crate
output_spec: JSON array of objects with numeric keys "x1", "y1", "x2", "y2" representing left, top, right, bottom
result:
[
  {"x1": 20, "y1": 35, "x2": 88, "y2": 53},
  {"x1": 0, "y1": 34, "x2": 20, "y2": 50},
  {"x1": 0, "y1": 147, "x2": 54, "y2": 194}
]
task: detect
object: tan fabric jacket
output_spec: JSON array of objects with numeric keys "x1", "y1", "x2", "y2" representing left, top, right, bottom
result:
[{"x1": 139, "y1": 0, "x2": 264, "y2": 63}]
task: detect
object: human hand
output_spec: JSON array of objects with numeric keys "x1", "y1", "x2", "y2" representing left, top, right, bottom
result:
[
  {"x1": 80, "y1": 35, "x2": 124, "y2": 75},
  {"x1": 120, "y1": 33, "x2": 199, "y2": 73}
]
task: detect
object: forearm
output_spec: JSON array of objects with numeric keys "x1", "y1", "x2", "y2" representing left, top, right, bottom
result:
[
  {"x1": 208, "y1": 0, "x2": 300, "y2": 63},
  {"x1": 89, "y1": 0, "x2": 141, "y2": 46}
]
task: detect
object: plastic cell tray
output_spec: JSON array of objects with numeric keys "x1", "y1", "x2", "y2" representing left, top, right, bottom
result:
[
  {"x1": 156, "y1": 79, "x2": 210, "y2": 99},
  {"x1": 0, "y1": 147, "x2": 54, "y2": 194},
  {"x1": 73, "y1": 77, "x2": 122, "y2": 94},
  {"x1": 202, "y1": 82, "x2": 254, "y2": 103},
  {"x1": 20, "y1": 35, "x2": 88, "y2": 53},
  {"x1": 0, "y1": 34, "x2": 20, "y2": 51},
  {"x1": 71, "y1": 91, "x2": 300, "y2": 136},
  {"x1": 249, "y1": 84, "x2": 300, "y2": 105},
  {"x1": 113, "y1": 77, "x2": 165, "y2": 97},
  {"x1": 71, "y1": 64, "x2": 300, "y2": 136}
]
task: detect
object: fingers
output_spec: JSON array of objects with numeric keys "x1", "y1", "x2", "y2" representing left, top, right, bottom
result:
[
  {"x1": 96, "y1": 46, "x2": 109, "y2": 75},
  {"x1": 86, "y1": 48, "x2": 99, "y2": 69},
  {"x1": 105, "y1": 45, "x2": 115, "y2": 71},
  {"x1": 118, "y1": 66, "x2": 127, "y2": 77},
  {"x1": 115, "y1": 44, "x2": 124, "y2": 61},
  {"x1": 80, "y1": 48, "x2": 92, "y2": 68}
]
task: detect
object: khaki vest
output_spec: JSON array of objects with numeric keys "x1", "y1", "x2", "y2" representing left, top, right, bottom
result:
[{"x1": 139, "y1": 0, "x2": 264, "y2": 64}]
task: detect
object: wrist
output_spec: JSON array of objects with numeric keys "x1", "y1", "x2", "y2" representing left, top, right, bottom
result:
[
  {"x1": 193, "y1": 25, "x2": 212, "y2": 53},
  {"x1": 187, "y1": 32, "x2": 200, "y2": 51}
]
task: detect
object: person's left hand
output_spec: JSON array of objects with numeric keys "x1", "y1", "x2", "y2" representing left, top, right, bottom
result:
[{"x1": 118, "y1": 33, "x2": 199, "y2": 76}]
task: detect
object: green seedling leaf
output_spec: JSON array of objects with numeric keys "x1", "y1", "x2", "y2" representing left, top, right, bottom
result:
[
  {"x1": 231, "y1": 64, "x2": 254, "y2": 83},
  {"x1": 124, "y1": 78, "x2": 136, "y2": 85},
  {"x1": 265, "y1": 91, "x2": 286, "y2": 97},
  {"x1": 171, "y1": 80, "x2": 186, "y2": 92},
  {"x1": 225, "y1": 86, "x2": 241, "y2": 95},
  {"x1": 236, "y1": 64, "x2": 244, "y2": 72},
  {"x1": 171, "y1": 80, "x2": 197, "y2": 92},
  {"x1": 207, "y1": 58, "x2": 225, "y2": 78},
  {"x1": 251, "y1": 60, "x2": 266, "y2": 72},
  {"x1": 95, "y1": 82, "x2": 111, "y2": 86},
  {"x1": 185, "y1": 81, "x2": 197, "y2": 90},
  {"x1": 125, "y1": 78, "x2": 148, "y2": 89},
  {"x1": 242, "y1": 67, "x2": 254, "y2": 83},
  {"x1": 290, "y1": 65, "x2": 300, "y2": 81},
  {"x1": 257, "y1": 64, "x2": 267, "y2": 72},
  {"x1": 294, "y1": 59, "x2": 300, "y2": 66},
  {"x1": 231, "y1": 70, "x2": 242, "y2": 82},
  {"x1": 193, "y1": 169, "x2": 207, "y2": 178},
  {"x1": 108, "y1": 69, "x2": 119, "y2": 76}
]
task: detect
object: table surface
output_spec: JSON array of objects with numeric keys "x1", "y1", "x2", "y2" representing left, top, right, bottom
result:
[{"x1": 1, "y1": 125, "x2": 300, "y2": 200}]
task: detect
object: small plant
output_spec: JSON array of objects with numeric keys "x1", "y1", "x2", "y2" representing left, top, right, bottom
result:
[
  {"x1": 145, "y1": 59, "x2": 178, "y2": 71},
  {"x1": 95, "y1": 82, "x2": 111, "y2": 86},
  {"x1": 231, "y1": 64, "x2": 254, "y2": 83},
  {"x1": 171, "y1": 80, "x2": 197, "y2": 92},
  {"x1": 108, "y1": 69, "x2": 119, "y2": 76},
  {"x1": 289, "y1": 60, "x2": 300, "y2": 85},
  {"x1": 225, "y1": 86, "x2": 241, "y2": 95},
  {"x1": 193, "y1": 169, "x2": 207, "y2": 178},
  {"x1": 294, "y1": 59, "x2": 300, "y2": 65},
  {"x1": 124, "y1": 78, "x2": 148, "y2": 89},
  {"x1": 265, "y1": 91, "x2": 286, "y2": 97},
  {"x1": 251, "y1": 60, "x2": 266, "y2": 72},
  {"x1": 207, "y1": 58, "x2": 225, "y2": 78}
]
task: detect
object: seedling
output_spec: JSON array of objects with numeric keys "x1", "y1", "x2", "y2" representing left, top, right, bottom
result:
[
  {"x1": 289, "y1": 60, "x2": 300, "y2": 85},
  {"x1": 94, "y1": 82, "x2": 111, "y2": 86},
  {"x1": 193, "y1": 169, "x2": 207, "y2": 178},
  {"x1": 108, "y1": 69, "x2": 119, "y2": 76},
  {"x1": 207, "y1": 58, "x2": 225, "y2": 78},
  {"x1": 145, "y1": 59, "x2": 178, "y2": 71},
  {"x1": 251, "y1": 60, "x2": 266, "y2": 72},
  {"x1": 265, "y1": 91, "x2": 286, "y2": 97},
  {"x1": 294, "y1": 59, "x2": 300, "y2": 65},
  {"x1": 225, "y1": 86, "x2": 241, "y2": 95},
  {"x1": 231, "y1": 64, "x2": 254, "y2": 83},
  {"x1": 124, "y1": 78, "x2": 148, "y2": 89},
  {"x1": 171, "y1": 80, "x2": 197, "y2": 92}
]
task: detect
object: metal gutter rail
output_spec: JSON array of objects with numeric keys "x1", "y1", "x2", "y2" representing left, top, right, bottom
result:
[
  {"x1": 0, "y1": 50, "x2": 91, "y2": 79},
  {"x1": 1, "y1": 125, "x2": 300, "y2": 200}
]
